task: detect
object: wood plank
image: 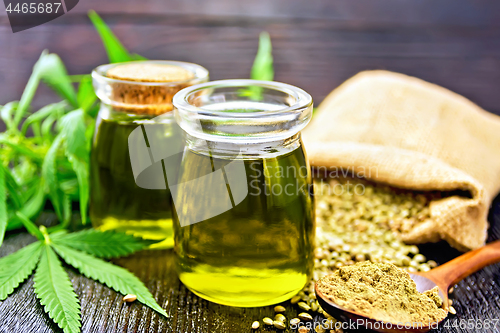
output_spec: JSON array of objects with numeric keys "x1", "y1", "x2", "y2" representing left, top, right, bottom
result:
[
  {"x1": 60, "y1": 0, "x2": 500, "y2": 27},
  {"x1": 1, "y1": 15, "x2": 500, "y2": 116},
  {"x1": 2, "y1": 0, "x2": 500, "y2": 26}
]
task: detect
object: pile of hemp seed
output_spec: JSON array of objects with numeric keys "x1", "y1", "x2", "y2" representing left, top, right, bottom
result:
[{"x1": 253, "y1": 176, "x2": 453, "y2": 332}]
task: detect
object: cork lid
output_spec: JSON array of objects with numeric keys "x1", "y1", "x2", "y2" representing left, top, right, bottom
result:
[
  {"x1": 92, "y1": 61, "x2": 209, "y2": 116},
  {"x1": 106, "y1": 63, "x2": 195, "y2": 83}
]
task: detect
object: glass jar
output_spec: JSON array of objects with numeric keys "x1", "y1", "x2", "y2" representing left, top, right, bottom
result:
[
  {"x1": 90, "y1": 61, "x2": 209, "y2": 248},
  {"x1": 172, "y1": 79, "x2": 315, "y2": 306}
]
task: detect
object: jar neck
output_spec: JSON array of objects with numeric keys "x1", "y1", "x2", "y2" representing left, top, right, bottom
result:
[
  {"x1": 98, "y1": 104, "x2": 174, "y2": 123},
  {"x1": 185, "y1": 132, "x2": 302, "y2": 159}
]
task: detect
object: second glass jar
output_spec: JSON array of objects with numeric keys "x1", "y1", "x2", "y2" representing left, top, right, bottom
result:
[
  {"x1": 90, "y1": 61, "x2": 209, "y2": 248},
  {"x1": 172, "y1": 79, "x2": 315, "y2": 306}
]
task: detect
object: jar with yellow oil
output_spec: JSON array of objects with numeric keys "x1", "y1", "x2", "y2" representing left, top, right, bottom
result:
[
  {"x1": 172, "y1": 79, "x2": 315, "y2": 306},
  {"x1": 90, "y1": 61, "x2": 209, "y2": 248}
]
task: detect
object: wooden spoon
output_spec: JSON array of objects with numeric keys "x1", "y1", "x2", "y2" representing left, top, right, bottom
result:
[{"x1": 315, "y1": 240, "x2": 500, "y2": 333}]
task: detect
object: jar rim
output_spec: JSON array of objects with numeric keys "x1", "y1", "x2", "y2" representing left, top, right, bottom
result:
[
  {"x1": 173, "y1": 79, "x2": 314, "y2": 143},
  {"x1": 173, "y1": 79, "x2": 313, "y2": 117},
  {"x1": 92, "y1": 60, "x2": 209, "y2": 86}
]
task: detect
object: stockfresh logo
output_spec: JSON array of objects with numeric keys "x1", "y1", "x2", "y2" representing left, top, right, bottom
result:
[{"x1": 4, "y1": 0, "x2": 78, "y2": 32}]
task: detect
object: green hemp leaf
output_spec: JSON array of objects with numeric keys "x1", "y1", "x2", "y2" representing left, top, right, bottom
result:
[
  {"x1": 251, "y1": 31, "x2": 274, "y2": 82},
  {"x1": 50, "y1": 229, "x2": 157, "y2": 258},
  {"x1": 0, "y1": 165, "x2": 7, "y2": 246},
  {"x1": 88, "y1": 10, "x2": 140, "y2": 63},
  {"x1": 0, "y1": 241, "x2": 42, "y2": 299},
  {"x1": 0, "y1": 229, "x2": 167, "y2": 333},
  {"x1": 240, "y1": 31, "x2": 274, "y2": 100},
  {"x1": 35, "y1": 244, "x2": 82, "y2": 333},
  {"x1": 52, "y1": 243, "x2": 168, "y2": 318}
]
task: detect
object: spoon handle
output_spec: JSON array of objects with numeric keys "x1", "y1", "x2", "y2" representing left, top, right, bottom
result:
[{"x1": 424, "y1": 240, "x2": 500, "y2": 289}]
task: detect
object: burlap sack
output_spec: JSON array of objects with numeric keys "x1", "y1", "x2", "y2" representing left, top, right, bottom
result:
[{"x1": 302, "y1": 70, "x2": 500, "y2": 251}]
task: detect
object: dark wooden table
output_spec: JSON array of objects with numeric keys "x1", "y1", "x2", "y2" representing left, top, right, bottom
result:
[{"x1": 0, "y1": 193, "x2": 499, "y2": 333}]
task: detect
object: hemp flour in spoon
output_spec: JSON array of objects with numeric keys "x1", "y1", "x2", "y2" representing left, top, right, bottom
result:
[{"x1": 316, "y1": 261, "x2": 447, "y2": 325}]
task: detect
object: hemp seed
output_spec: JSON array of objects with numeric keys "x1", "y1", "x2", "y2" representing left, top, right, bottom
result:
[
  {"x1": 298, "y1": 302, "x2": 311, "y2": 311},
  {"x1": 274, "y1": 314, "x2": 286, "y2": 322},
  {"x1": 273, "y1": 320, "x2": 286, "y2": 330},
  {"x1": 274, "y1": 305, "x2": 286, "y2": 313},
  {"x1": 263, "y1": 317, "x2": 273, "y2": 326},
  {"x1": 298, "y1": 312, "x2": 313, "y2": 321},
  {"x1": 122, "y1": 294, "x2": 137, "y2": 302}
]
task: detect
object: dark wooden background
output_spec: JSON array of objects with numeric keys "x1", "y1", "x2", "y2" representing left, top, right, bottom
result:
[
  {"x1": 1, "y1": 1, "x2": 500, "y2": 332},
  {"x1": 1, "y1": 0, "x2": 500, "y2": 115}
]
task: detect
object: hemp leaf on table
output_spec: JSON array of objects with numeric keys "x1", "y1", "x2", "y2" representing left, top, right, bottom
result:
[{"x1": 0, "y1": 224, "x2": 164, "y2": 333}]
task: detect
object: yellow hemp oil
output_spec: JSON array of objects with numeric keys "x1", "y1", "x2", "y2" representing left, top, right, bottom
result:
[
  {"x1": 172, "y1": 79, "x2": 315, "y2": 306},
  {"x1": 173, "y1": 147, "x2": 315, "y2": 306},
  {"x1": 90, "y1": 61, "x2": 208, "y2": 248}
]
